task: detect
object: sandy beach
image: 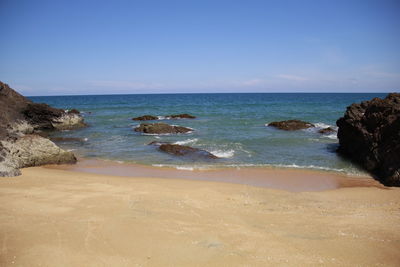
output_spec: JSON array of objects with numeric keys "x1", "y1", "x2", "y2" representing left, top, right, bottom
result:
[{"x1": 1, "y1": 166, "x2": 399, "y2": 266}]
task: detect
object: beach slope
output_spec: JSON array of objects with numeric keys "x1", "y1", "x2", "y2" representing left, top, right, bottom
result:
[{"x1": 0, "y1": 167, "x2": 399, "y2": 266}]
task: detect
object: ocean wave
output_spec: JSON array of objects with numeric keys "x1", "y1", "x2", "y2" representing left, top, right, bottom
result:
[
  {"x1": 175, "y1": 166, "x2": 195, "y2": 171},
  {"x1": 210, "y1": 149, "x2": 235, "y2": 158},
  {"x1": 313, "y1": 122, "x2": 336, "y2": 129},
  {"x1": 152, "y1": 164, "x2": 209, "y2": 171},
  {"x1": 323, "y1": 133, "x2": 338, "y2": 140},
  {"x1": 150, "y1": 163, "x2": 365, "y2": 175},
  {"x1": 173, "y1": 138, "x2": 198, "y2": 145},
  {"x1": 271, "y1": 163, "x2": 346, "y2": 172},
  {"x1": 303, "y1": 122, "x2": 338, "y2": 139}
]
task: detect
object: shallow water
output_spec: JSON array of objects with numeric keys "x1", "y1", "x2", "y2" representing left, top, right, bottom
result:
[{"x1": 30, "y1": 93, "x2": 385, "y2": 175}]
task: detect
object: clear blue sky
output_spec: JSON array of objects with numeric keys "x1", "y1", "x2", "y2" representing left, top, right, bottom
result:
[{"x1": 1, "y1": 0, "x2": 399, "y2": 95}]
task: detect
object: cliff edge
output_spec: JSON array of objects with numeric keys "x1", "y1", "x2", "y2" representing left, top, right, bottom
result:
[{"x1": 0, "y1": 81, "x2": 86, "y2": 176}]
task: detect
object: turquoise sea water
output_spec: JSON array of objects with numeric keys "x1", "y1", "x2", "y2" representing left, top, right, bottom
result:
[{"x1": 30, "y1": 93, "x2": 385, "y2": 174}]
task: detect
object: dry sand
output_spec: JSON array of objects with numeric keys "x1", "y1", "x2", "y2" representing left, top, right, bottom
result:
[{"x1": 0, "y1": 167, "x2": 399, "y2": 266}]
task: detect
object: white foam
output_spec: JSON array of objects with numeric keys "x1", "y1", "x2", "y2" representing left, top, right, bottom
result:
[
  {"x1": 313, "y1": 122, "x2": 335, "y2": 129},
  {"x1": 272, "y1": 163, "x2": 346, "y2": 172},
  {"x1": 210, "y1": 149, "x2": 235, "y2": 158},
  {"x1": 83, "y1": 138, "x2": 88, "y2": 141},
  {"x1": 323, "y1": 133, "x2": 338, "y2": 140},
  {"x1": 175, "y1": 166, "x2": 195, "y2": 171},
  {"x1": 174, "y1": 138, "x2": 198, "y2": 145}
]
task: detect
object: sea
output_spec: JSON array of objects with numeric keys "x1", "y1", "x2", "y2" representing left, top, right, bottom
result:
[{"x1": 29, "y1": 93, "x2": 385, "y2": 175}]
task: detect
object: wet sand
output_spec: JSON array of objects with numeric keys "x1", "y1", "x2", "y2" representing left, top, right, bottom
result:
[
  {"x1": 0, "y1": 166, "x2": 399, "y2": 266},
  {"x1": 47, "y1": 158, "x2": 384, "y2": 192}
]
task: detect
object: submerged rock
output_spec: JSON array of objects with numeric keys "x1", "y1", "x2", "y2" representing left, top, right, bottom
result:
[
  {"x1": 268, "y1": 120, "x2": 315, "y2": 131},
  {"x1": 158, "y1": 144, "x2": 218, "y2": 159},
  {"x1": 0, "y1": 81, "x2": 85, "y2": 176},
  {"x1": 167, "y1": 113, "x2": 196, "y2": 119},
  {"x1": 318, "y1": 127, "x2": 336, "y2": 134},
  {"x1": 132, "y1": 115, "x2": 159, "y2": 121},
  {"x1": 134, "y1": 123, "x2": 192, "y2": 134},
  {"x1": 336, "y1": 93, "x2": 400, "y2": 186}
]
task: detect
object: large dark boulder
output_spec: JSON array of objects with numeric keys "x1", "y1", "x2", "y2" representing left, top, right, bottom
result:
[
  {"x1": 134, "y1": 123, "x2": 192, "y2": 134},
  {"x1": 167, "y1": 113, "x2": 196, "y2": 119},
  {"x1": 268, "y1": 120, "x2": 315, "y2": 131},
  {"x1": 132, "y1": 115, "x2": 159, "y2": 121},
  {"x1": 158, "y1": 144, "x2": 218, "y2": 159},
  {"x1": 23, "y1": 103, "x2": 64, "y2": 130},
  {"x1": 336, "y1": 93, "x2": 400, "y2": 186}
]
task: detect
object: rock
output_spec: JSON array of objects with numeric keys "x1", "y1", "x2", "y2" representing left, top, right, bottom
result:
[
  {"x1": 0, "y1": 135, "x2": 76, "y2": 176},
  {"x1": 132, "y1": 115, "x2": 158, "y2": 121},
  {"x1": 336, "y1": 93, "x2": 400, "y2": 186},
  {"x1": 23, "y1": 103, "x2": 64, "y2": 130},
  {"x1": 134, "y1": 123, "x2": 192, "y2": 134},
  {"x1": 0, "y1": 81, "x2": 85, "y2": 176},
  {"x1": 67, "y1": 109, "x2": 80, "y2": 114},
  {"x1": 23, "y1": 103, "x2": 86, "y2": 131},
  {"x1": 51, "y1": 113, "x2": 86, "y2": 130},
  {"x1": 167, "y1": 113, "x2": 196, "y2": 119},
  {"x1": 318, "y1": 127, "x2": 336, "y2": 134},
  {"x1": 158, "y1": 144, "x2": 218, "y2": 159},
  {"x1": 268, "y1": 120, "x2": 315, "y2": 131}
]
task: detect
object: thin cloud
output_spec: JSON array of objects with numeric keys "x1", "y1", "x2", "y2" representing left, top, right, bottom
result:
[
  {"x1": 277, "y1": 74, "x2": 309, "y2": 81},
  {"x1": 241, "y1": 79, "x2": 265, "y2": 86},
  {"x1": 89, "y1": 80, "x2": 164, "y2": 89}
]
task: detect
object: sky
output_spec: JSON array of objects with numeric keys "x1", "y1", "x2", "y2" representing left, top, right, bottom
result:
[{"x1": 0, "y1": 0, "x2": 399, "y2": 96}]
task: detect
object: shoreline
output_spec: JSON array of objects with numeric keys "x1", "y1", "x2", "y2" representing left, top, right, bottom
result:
[
  {"x1": 0, "y1": 166, "x2": 399, "y2": 266},
  {"x1": 45, "y1": 157, "x2": 384, "y2": 192}
]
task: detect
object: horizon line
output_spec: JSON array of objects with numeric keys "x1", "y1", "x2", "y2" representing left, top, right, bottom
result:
[{"x1": 26, "y1": 91, "x2": 396, "y2": 97}]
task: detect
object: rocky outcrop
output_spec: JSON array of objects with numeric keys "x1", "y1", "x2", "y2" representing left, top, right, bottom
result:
[
  {"x1": 0, "y1": 135, "x2": 76, "y2": 176},
  {"x1": 132, "y1": 115, "x2": 159, "y2": 121},
  {"x1": 134, "y1": 123, "x2": 192, "y2": 134},
  {"x1": 318, "y1": 127, "x2": 336, "y2": 134},
  {"x1": 167, "y1": 114, "x2": 196, "y2": 119},
  {"x1": 158, "y1": 144, "x2": 218, "y2": 159},
  {"x1": 0, "y1": 81, "x2": 85, "y2": 176},
  {"x1": 23, "y1": 103, "x2": 86, "y2": 131},
  {"x1": 267, "y1": 120, "x2": 315, "y2": 131},
  {"x1": 336, "y1": 93, "x2": 400, "y2": 186}
]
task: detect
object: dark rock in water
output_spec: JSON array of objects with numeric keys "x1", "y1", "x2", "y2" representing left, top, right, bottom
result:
[
  {"x1": 168, "y1": 113, "x2": 196, "y2": 119},
  {"x1": 336, "y1": 93, "x2": 400, "y2": 186},
  {"x1": 268, "y1": 120, "x2": 315, "y2": 131},
  {"x1": 0, "y1": 81, "x2": 85, "y2": 176},
  {"x1": 318, "y1": 127, "x2": 336, "y2": 134},
  {"x1": 134, "y1": 123, "x2": 192, "y2": 134},
  {"x1": 159, "y1": 144, "x2": 218, "y2": 159},
  {"x1": 68, "y1": 109, "x2": 80, "y2": 114},
  {"x1": 132, "y1": 115, "x2": 158, "y2": 121}
]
